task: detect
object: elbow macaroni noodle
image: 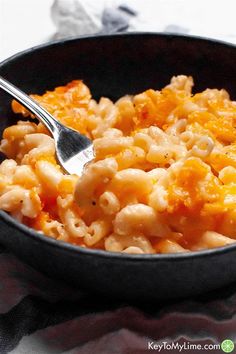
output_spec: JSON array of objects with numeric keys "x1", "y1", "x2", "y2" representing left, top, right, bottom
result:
[{"x1": 1, "y1": 76, "x2": 236, "y2": 253}]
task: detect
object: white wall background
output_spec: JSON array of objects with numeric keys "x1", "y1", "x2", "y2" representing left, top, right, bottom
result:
[
  {"x1": 1, "y1": 0, "x2": 236, "y2": 62},
  {"x1": 0, "y1": 0, "x2": 54, "y2": 61}
]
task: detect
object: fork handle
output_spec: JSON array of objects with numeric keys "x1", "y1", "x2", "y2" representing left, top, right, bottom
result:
[{"x1": 0, "y1": 76, "x2": 61, "y2": 136}]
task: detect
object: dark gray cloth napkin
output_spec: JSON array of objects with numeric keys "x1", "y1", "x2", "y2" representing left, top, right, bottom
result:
[{"x1": 0, "y1": 243, "x2": 236, "y2": 353}]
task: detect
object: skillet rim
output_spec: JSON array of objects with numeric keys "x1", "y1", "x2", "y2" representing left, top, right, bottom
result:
[{"x1": 1, "y1": 31, "x2": 236, "y2": 261}]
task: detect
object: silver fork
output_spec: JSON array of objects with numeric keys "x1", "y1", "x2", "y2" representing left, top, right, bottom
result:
[{"x1": 0, "y1": 76, "x2": 94, "y2": 175}]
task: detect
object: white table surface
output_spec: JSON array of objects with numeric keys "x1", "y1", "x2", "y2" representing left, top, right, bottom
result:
[{"x1": 1, "y1": 0, "x2": 236, "y2": 62}]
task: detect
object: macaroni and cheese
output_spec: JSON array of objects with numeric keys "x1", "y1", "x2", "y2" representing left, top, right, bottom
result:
[{"x1": 1, "y1": 75, "x2": 236, "y2": 254}]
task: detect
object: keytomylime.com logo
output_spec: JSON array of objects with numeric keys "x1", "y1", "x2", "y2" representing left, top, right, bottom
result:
[{"x1": 221, "y1": 339, "x2": 234, "y2": 353}]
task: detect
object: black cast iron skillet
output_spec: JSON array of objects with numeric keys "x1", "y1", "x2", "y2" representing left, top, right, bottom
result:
[{"x1": 0, "y1": 33, "x2": 236, "y2": 300}]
